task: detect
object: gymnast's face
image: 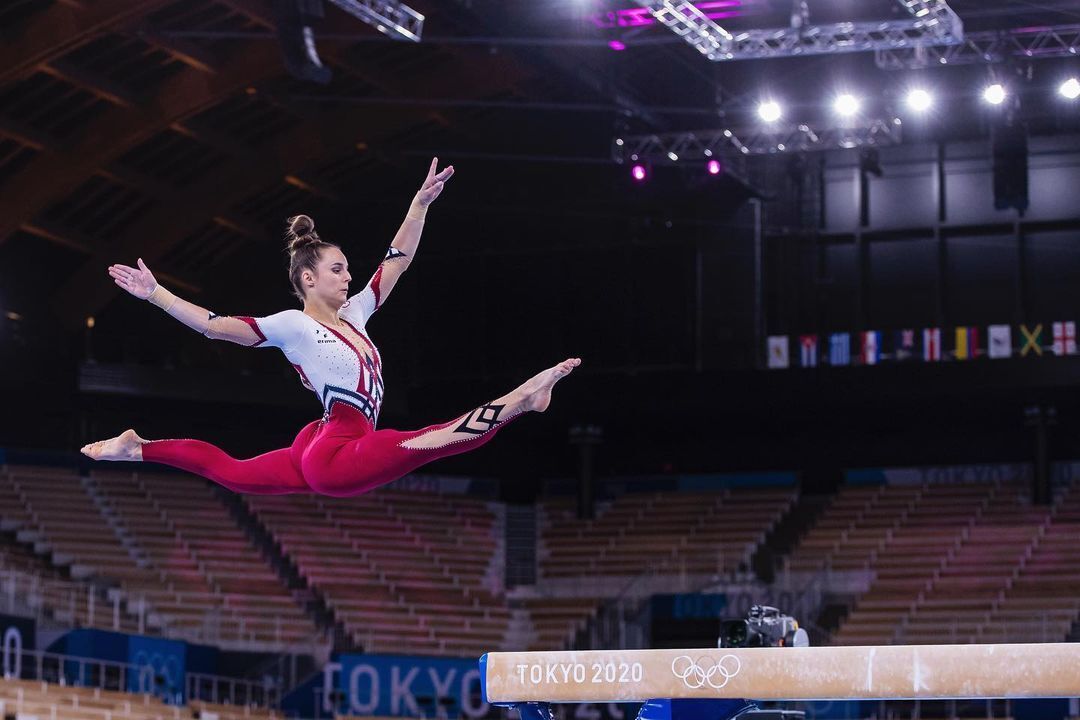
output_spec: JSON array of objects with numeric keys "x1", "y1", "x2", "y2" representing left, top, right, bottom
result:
[{"x1": 305, "y1": 246, "x2": 352, "y2": 308}]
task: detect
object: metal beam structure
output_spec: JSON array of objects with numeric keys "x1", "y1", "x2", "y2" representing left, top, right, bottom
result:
[
  {"x1": 876, "y1": 23, "x2": 1080, "y2": 69},
  {"x1": 614, "y1": 118, "x2": 902, "y2": 165},
  {"x1": 630, "y1": 0, "x2": 963, "y2": 61},
  {"x1": 628, "y1": 1, "x2": 733, "y2": 61},
  {"x1": 325, "y1": 0, "x2": 424, "y2": 42}
]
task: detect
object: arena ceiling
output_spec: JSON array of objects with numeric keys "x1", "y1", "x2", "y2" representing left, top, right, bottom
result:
[{"x1": 2, "y1": 0, "x2": 1079, "y2": 329}]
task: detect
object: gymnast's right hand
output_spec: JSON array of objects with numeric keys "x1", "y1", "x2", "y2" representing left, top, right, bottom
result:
[{"x1": 108, "y1": 258, "x2": 158, "y2": 300}]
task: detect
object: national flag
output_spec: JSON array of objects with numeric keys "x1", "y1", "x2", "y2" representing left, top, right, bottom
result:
[
  {"x1": 895, "y1": 329, "x2": 916, "y2": 362},
  {"x1": 1052, "y1": 321, "x2": 1076, "y2": 356},
  {"x1": 767, "y1": 336, "x2": 789, "y2": 369},
  {"x1": 829, "y1": 333, "x2": 850, "y2": 366},
  {"x1": 954, "y1": 327, "x2": 979, "y2": 360},
  {"x1": 861, "y1": 331, "x2": 881, "y2": 365},
  {"x1": 799, "y1": 335, "x2": 818, "y2": 368},
  {"x1": 988, "y1": 325, "x2": 1012, "y2": 359},
  {"x1": 923, "y1": 328, "x2": 941, "y2": 362},
  {"x1": 1020, "y1": 324, "x2": 1044, "y2": 357}
]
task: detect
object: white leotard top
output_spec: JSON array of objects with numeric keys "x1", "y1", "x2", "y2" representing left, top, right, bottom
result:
[{"x1": 239, "y1": 284, "x2": 384, "y2": 426}]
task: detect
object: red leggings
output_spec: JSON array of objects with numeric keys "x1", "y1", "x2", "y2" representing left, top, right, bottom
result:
[{"x1": 141, "y1": 402, "x2": 517, "y2": 497}]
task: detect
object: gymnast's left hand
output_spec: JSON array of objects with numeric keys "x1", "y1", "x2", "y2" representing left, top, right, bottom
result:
[
  {"x1": 416, "y1": 157, "x2": 454, "y2": 207},
  {"x1": 108, "y1": 257, "x2": 158, "y2": 301}
]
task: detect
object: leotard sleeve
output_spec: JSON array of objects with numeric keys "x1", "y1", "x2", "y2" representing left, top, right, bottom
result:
[
  {"x1": 339, "y1": 286, "x2": 377, "y2": 329},
  {"x1": 339, "y1": 246, "x2": 410, "y2": 328},
  {"x1": 234, "y1": 309, "x2": 306, "y2": 353}
]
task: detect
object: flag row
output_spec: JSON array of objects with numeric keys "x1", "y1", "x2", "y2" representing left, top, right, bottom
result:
[{"x1": 767, "y1": 322, "x2": 1077, "y2": 369}]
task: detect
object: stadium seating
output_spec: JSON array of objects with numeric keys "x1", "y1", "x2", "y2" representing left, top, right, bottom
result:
[
  {"x1": 538, "y1": 488, "x2": 797, "y2": 579},
  {"x1": 515, "y1": 597, "x2": 599, "y2": 651},
  {"x1": 0, "y1": 678, "x2": 282, "y2": 720},
  {"x1": 0, "y1": 466, "x2": 145, "y2": 632},
  {"x1": 245, "y1": 488, "x2": 509, "y2": 656},
  {"x1": 0, "y1": 464, "x2": 318, "y2": 649},
  {"x1": 0, "y1": 678, "x2": 182, "y2": 720},
  {"x1": 787, "y1": 476, "x2": 1080, "y2": 645},
  {"x1": 91, "y1": 470, "x2": 319, "y2": 648},
  {"x1": 7, "y1": 455, "x2": 1074, "y2": 659}
]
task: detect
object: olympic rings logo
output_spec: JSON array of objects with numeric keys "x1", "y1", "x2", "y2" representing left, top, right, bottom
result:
[{"x1": 670, "y1": 654, "x2": 742, "y2": 690}]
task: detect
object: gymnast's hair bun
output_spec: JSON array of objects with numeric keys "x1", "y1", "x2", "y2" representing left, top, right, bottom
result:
[{"x1": 285, "y1": 214, "x2": 320, "y2": 253}]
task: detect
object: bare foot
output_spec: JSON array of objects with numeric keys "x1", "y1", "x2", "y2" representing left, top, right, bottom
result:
[
  {"x1": 514, "y1": 358, "x2": 582, "y2": 413},
  {"x1": 81, "y1": 429, "x2": 147, "y2": 462}
]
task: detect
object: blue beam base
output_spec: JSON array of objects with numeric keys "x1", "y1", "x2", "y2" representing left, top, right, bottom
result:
[
  {"x1": 505, "y1": 699, "x2": 757, "y2": 720},
  {"x1": 512, "y1": 702, "x2": 558, "y2": 720},
  {"x1": 637, "y1": 699, "x2": 757, "y2": 720}
]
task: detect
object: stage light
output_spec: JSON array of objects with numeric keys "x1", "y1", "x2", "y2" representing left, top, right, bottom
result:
[
  {"x1": 1059, "y1": 77, "x2": 1080, "y2": 100},
  {"x1": 631, "y1": 164, "x2": 648, "y2": 182},
  {"x1": 757, "y1": 101, "x2": 782, "y2": 123},
  {"x1": 667, "y1": 151, "x2": 679, "y2": 162},
  {"x1": 833, "y1": 94, "x2": 860, "y2": 117},
  {"x1": 706, "y1": 159, "x2": 723, "y2": 175},
  {"x1": 905, "y1": 88, "x2": 933, "y2": 112},
  {"x1": 983, "y1": 83, "x2": 1006, "y2": 105},
  {"x1": 274, "y1": 0, "x2": 332, "y2": 84}
]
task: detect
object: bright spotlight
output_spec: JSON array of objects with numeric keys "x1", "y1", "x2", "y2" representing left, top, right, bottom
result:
[
  {"x1": 833, "y1": 94, "x2": 860, "y2": 117},
  {"x1": 983, "y1": 83, "x2": 1006, "y2": 105},
  {"x1": 905, "y1": 88, "x2": 933, "y2": 112},
  {"x1": 1059, "y1": 77, "x2": 1080, "y2": 100},
  {"x1": 706, "y1": 159, "x2": 723, "y2": 175},
  {"x1": 630, "y1": 164, "x2": 648, "y2": 182},
  {"x1": 757, "y1": 101, "x2": 782, "y2": 123}
]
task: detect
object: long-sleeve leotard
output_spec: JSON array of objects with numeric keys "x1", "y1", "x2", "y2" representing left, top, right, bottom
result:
[{"x1": 238, "y1": 282, "x2": 385, "y2": 426}]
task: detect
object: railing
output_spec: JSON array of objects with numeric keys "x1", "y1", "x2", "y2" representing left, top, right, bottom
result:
[
  {"x1": 0, "y1": 646, "x2": 281, "y2": 709},
  {"x1": 1, "y1": 569, "x2": 116, "y2": 630},
  {"x1": 1, "y1": 570, "x2": 329, "y2": 653},
  {"x1": 186, "y1": 670, "x2": 281, "y2": 708}
]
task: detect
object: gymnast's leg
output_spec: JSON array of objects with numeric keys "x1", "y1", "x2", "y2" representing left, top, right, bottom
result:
[
  {"x1": 303, "y1": 357, "x2": 581, "y2": 496},
  {"x1": 81, "y1": 426, "x2": 314, "y2": 495}
]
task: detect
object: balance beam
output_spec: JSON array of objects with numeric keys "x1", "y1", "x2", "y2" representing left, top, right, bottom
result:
[{"x1": 480, "y1": 643, "x2": 1080, "y2": 703}]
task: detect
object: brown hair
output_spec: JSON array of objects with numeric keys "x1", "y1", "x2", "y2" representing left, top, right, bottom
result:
[{"x1": 284, "y1": 214, "x2": 338, "y2": 301}]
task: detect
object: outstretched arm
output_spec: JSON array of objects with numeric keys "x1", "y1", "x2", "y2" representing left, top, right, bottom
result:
[
  {"x1": 109, "y1": 259, "x2": 263, "y2": 346},
  {"x1": 361, "y1": 157, "x2": 454, "y2": 312}
]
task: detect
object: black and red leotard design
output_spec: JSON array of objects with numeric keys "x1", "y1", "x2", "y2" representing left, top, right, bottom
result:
[{"x1": 140, "y1": 254, "x2": 517, "y2": 496}]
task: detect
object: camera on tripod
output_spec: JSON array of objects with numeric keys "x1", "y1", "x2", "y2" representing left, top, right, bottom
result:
[{"x1": 719, "y1": 605, "x2": 809, "y2": 648}]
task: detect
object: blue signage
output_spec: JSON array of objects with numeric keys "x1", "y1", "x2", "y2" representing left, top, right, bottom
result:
[
  {"x1": 338, "y1": 654, "x2": 487, "y2": 718},
  {"x1": 127, "y1": 635, "x2": 187, "y2": 703},
  {"x1": 1, "y1": 613, "x2": 35, "y2": 678}
]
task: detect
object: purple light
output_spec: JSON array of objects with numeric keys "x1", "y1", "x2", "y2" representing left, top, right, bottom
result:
[
  {"x1": 591, "y1": 1, "x2": 744, "y2": 28},
  {"x1": 695, "y1": 0, "x2": 742, "y2": 8},
  {"x1": 631, "y1": 164, "x2": 648, "y2": 182},
  {"x1": 706, "y1": 159, "x2": 723, "y2": 175},
  {"x1": 608, "y1": 40, "x2": 627, "y2": 51}
]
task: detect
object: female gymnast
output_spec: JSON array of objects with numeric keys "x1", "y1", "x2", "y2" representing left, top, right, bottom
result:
[{"x1": 81, "y1": 158, "x2": 581, "y2": 497}]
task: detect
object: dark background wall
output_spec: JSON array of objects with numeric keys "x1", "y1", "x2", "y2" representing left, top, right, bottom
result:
[{"x1": 5, "y1": 134, "x2": 1080, "y2": 491}]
